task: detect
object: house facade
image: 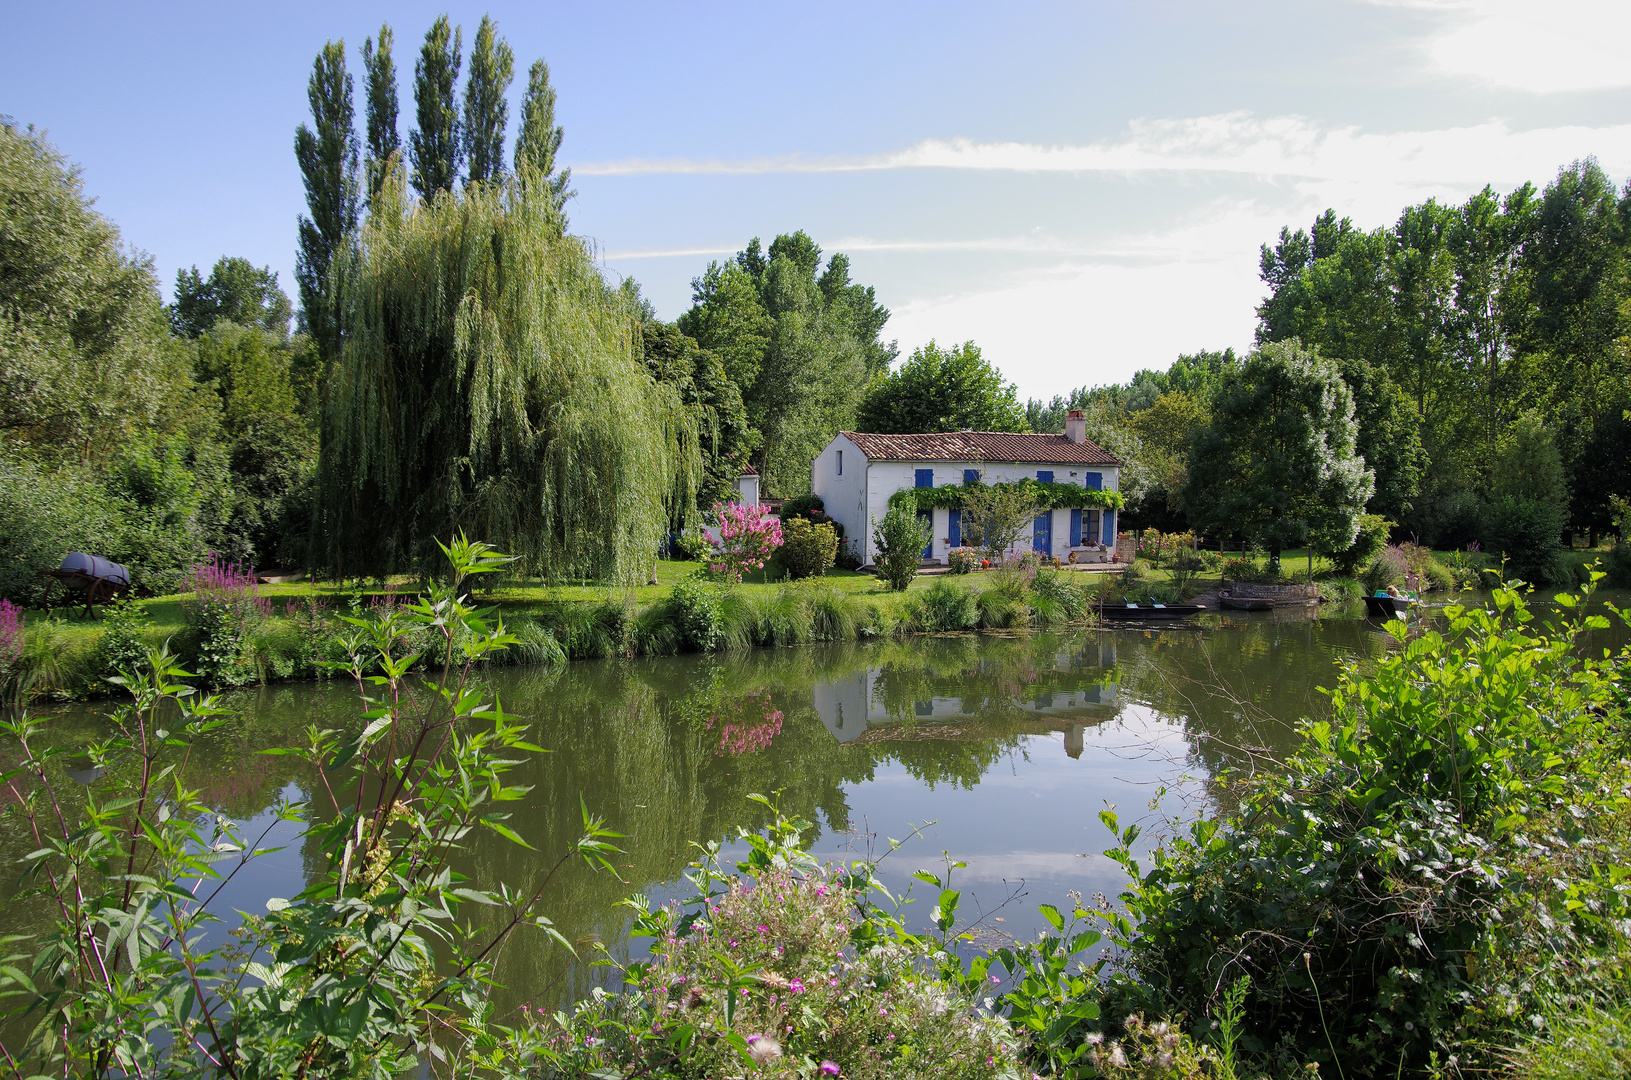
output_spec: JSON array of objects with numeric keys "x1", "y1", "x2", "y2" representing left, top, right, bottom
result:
[{"x1": 810, "y1": 410, "x2": 1122, "y2": 567}]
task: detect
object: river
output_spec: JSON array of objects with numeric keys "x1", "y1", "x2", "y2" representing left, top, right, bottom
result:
[{"x1": 6, "y1": 593, "x2": 1627, "y2": 1015}]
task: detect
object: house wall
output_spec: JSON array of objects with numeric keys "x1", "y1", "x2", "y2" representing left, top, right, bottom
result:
[
  {"x1": 810, "y1": 434, "x2": 869, "y2": 565},
  {"x1": 861, "y1": 460, "x2": 1120, "y2": 565},
  {"x1": 734, "y1": 473, "x2": 760, "y2": 506}
]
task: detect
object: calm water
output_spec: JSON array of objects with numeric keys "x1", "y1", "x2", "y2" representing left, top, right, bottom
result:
[{"x1": 7, "y1": 594, "x2": 1627, "y2": 1015}]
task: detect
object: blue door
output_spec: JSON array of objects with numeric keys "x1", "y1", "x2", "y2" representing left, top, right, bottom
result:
[
  {"x1": 1103, "y1": 508, "x2": 1116, "y2": 546},
  {"x1": 949, "y1": 509, "x2": 962, "y2": 548},
  {"x1": 1033, "y1": 513, "x2": 1051, "y2": 555}
]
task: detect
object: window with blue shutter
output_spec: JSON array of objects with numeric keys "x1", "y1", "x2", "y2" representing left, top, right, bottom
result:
[
  {"x1": 1069, "y1": 508, "x2": 1082, "y2": 546},
  {"x1": 915, "y1": 469, "x2": 933, "y2": 488},
  {"x1": 1036, "y1": 470, "x2": 1053, "y2": 484},
  {"x1": 963, "y1": 468, "x2": 979, "y2": 485},
  {"x1": 1083, "y1": 472, "x2": 1102, "y2": 490}
]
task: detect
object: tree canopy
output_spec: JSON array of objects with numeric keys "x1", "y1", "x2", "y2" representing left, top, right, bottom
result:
[
  {"x1": 315, "y1": 171, "x2": 698, "y2": 584},
  {"x1": 678, "y1": 232, "x2": 894, "y2": 495},
  {"x1": 170, "y1": 257, "x2": 293, "y2": 340},
  {"x1": 1183, "y1": 341, "x2": 1374, "y2": 557},
  {"x1": 855, "y1": 340, "x2": 1026, "y2": 434}
]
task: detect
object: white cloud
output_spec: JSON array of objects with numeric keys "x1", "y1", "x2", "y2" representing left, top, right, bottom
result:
[
  {"x1": 581, "y1": 113, "x2": 1631, "y2": 184},
  {"x1": 1404, "y1": 0, "x2": 1631, "y2": 93}
]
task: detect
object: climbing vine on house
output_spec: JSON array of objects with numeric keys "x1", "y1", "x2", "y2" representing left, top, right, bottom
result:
[{"x1": 888, "y1": 479, "x2": 1126, "y2": 514}]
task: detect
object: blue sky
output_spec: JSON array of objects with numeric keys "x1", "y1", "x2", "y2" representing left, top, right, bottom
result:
[{"x1": 6, "y1": 0, "x2": 1630, "y2": 398}]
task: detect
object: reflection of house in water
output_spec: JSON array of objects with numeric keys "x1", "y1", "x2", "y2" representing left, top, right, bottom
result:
[{"x1": 812, "y1": 641, "x2": 1120, "y2": 758}]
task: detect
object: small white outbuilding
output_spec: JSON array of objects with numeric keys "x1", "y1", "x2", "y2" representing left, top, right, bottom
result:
[{"x1": 810, "y1": 410, "x2": 1123, "y2": 567}]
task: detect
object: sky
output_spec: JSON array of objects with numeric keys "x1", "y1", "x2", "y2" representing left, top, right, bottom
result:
[{"x1": 6, "y1": 0, "x2": 1631, "y2": 399}]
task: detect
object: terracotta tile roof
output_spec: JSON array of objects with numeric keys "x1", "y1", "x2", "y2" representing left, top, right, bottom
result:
[
  {"x1": 839, "y1": 431, "x2": 1120, "y2": 466},
  {"x1": 737, "y1": 463, "x2": 758, "y2": 476}
]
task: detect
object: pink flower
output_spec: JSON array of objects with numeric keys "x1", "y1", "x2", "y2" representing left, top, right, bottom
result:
[
  {"x1": 789, "y1": 979, "x2": 806, "y2": 994},
  {"x1": 820, "y1": 1063, "x2": 841, "y2": 1076}
]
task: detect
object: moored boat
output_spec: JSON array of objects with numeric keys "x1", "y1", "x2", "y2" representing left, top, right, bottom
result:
[
  {"x1": 1363, "y1": 594, "x2": 1416, "y2": 618},
  {"x1": 1098, "y1": 603, "x2": 1205, "y2": 621}
]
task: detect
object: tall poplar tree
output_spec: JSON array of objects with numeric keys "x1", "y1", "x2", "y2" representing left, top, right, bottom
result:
[
  {"x1": 409, "y1": 16, "x2": 462, "y2": 198},
  {"x1": 462, "y1": 15, "x2": 513, "y2": 186},
  {"x1": 294, "y1": 40, "x2": 359, "y2": 362},
  {"x1": 361, "y1": 24, "x2": 400, "y2": 204},
  {"x1": 514, "y1": 58, "x2": 573, "y2": 219}
]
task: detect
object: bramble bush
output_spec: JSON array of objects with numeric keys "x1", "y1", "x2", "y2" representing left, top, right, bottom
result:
[{"x1": 1104, "y1": 576, "x2": 1631, "y2": 1077}]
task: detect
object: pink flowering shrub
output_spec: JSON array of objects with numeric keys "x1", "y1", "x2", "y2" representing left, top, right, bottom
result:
[
  {"x1": 0, "y1": 600, "x2": 22, "y2": 665},
  {"x1": 709, "y1": 501, "x2": 783, "y2": 584},
  {"x1": 180, "y1": 554, "x2": 270, "y2": 685}
]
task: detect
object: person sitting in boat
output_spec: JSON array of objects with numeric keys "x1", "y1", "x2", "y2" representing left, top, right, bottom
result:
[{"x1": 1386, "y1": 584, "x2": 1404, "y2": 599}]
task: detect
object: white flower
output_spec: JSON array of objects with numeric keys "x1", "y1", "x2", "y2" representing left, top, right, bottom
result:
[
  {"x1": 747, "y1": 1034, "x2": 783, "y2": 1066},
  {"x1": 1108, "y1": 1044, "x2": 1128, "y2": 1067}
]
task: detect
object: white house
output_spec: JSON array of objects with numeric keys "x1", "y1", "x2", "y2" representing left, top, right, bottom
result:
[
  {"x1": 733, "y1": 464, "x2": 760, "y2": 506},
  {"x1": 810, "y1": 410, "x2": 1122, "y2": 566}
]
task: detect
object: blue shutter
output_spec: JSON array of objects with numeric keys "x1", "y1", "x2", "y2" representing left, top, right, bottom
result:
[
  {"x1": 949, "y1": 510, "x2": 961, "y2": 548},
  {"x1": 1033, "y1": 513, "x2": 1051, "y2": 554},
  {"x1": 1036, "y1": 470, "x2": 1053, "y2": 484},
  {"x1": 1069, "y1": 509, "x2": 1082, "y2": 546},
  {"x1": 963, "y1": 468, "x2": 979, "y2": 485},
  {"x1": 915, "y1": 469, "x2": 933, "y2": 488},
  {"x1": 1083, "y1": 472, "x2": 1102, "y2": 490},
  {"x1": 1103, "y1": 509, "x2": 1115, "y2": 546},
  {"x1": 920, "y1": 511, "x2": 934, "y2": 558}
]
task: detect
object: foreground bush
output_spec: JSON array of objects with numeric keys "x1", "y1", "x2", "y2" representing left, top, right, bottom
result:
[{"x1": 1108, "y1": 577, "x2": 1631, "y2": 1076}]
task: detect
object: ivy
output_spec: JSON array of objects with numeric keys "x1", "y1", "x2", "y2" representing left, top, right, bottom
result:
[{"x1": 888, "y1": 479, "x2": 1126, "y2": 514}]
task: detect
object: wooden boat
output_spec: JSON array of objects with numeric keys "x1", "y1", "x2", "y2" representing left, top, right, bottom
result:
[
  {"x1": 1218, "y1": 593, "x2": 1274, "y2": 612},
  {"x1": 1098, "y1": 603, "x2": 1204, "y2": 621},
  {"x1": 1363, "y1": 594, "x2": 1415, "y2": 618}
]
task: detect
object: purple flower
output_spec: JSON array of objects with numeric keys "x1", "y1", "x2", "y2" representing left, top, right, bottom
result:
[{"x1": 820, "y1": 1063, "x2": 841, "y2": 1076}]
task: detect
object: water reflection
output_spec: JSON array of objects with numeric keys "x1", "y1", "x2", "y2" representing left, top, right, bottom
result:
[{"x1": 7, "y1": 597, "x2": 1626, "y2": 1016}]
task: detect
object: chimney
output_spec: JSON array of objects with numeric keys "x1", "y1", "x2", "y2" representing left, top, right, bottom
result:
[{"x1": 1064, "y1": 409, "x2": 1087, "y2": 444}]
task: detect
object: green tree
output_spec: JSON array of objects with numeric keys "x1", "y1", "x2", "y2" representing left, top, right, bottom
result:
[
  {"x1": 1183, "y1": 341, "x2": 1374, "y2": 563},
  {"x1": 1127, "y1": 390, "x2": 1208, "y2": 510},
  {"x1": 293, "y1": 39, "x2": 359, "y2": 363},
  {"x1": 680, "y1": 232, "x2": 893, "y2": 496},
  {"x1": 854, "y1": 340, "x2": 1025, "y2": 433},
  {"x1": 1335, "y1": 357, "x2": 1426, "y2": 522},
  {"x1": 361, "y1": 23, "x2": 400, "y2": 204},
  {"x1": 408, "y1": 15, "x2": 462, "y2": 198},
  {"x1": 514, "y1": 58, "x2": 574, "y2": 220},
  {"x1": 638, "y1": 319, "x2": 758, "y2": 521},
  {"x1": 872, "y1": 502, "x2": 933, "y2": 590},
  {"x1": 0, "y1": 120, "x2": 185, "y2": 460},
  {"x1": 462, "y1": 14, "x2": 513, "y2": 187},
  {"x1": 959, "y1": 478, "x2": 1042, "y2": 561},
  {"x1": 170, "y1": 257, "x2": 293, "y2": 340},
  {"x1": 316, "y1": 170, "x2": 699, "y2": 584}
]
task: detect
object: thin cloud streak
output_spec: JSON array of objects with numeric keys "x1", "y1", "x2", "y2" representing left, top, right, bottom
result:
[{"x1": 579, "y1": 113, "x2": 1631, "y2": 183}]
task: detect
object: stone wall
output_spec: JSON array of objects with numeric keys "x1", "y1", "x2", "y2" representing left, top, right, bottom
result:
[{"x1": 1221, "y1": 580, "x2": 1321, "y2": 604}]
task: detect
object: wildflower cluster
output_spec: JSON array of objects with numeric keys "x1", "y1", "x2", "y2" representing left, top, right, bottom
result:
[
  {"x1": 180, "y1": 553, "x2": 270, "y2": 685},
  {"x1": 0, "y1": 599, "x2": 22, "y2": 664},
  {"x1": 542, "y1": 833, "x2": 1024, "y2": 1079},
  {"x1": 1084, "y1": 1015, "x2": 1219, "y2": 1077},
  {"x1": 710, "y1": 501, "x2": 784, "y2": 583}
]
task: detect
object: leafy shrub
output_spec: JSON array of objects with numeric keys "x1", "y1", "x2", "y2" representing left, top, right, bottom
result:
[
  {"x1": 776, "y1": 517, "x2": 838, "y2": 579},
  {"x1": 1107, "y1": 582, "x2": 1631, "y2": 1076},
  {"x1": 1480, "y1": 493, "x2": 1566, "y2": 584},
  {"x1": 93, "y1": 592, "x2": 154, "y2": 680},
  {"x1": 872, "y1": 503, "x2": 932, "y2": 591},
  {"x1": 673, "y1": 526, "x2": 712, "y2": 562},
  {"x1": 1219, "y1": 556, "x2": 1259, "y2": 582},
  {"x1": 667, "y1": 575, "x2": 724, "y2": 651},
  {"x1": 947, "y1": 546, "x2": 979, "y2": 574},
  {"x1": 0, "y1": 600, "x2": 24, "y2": 703},
  {"x1": 1330, "y1": 512, "x2": 1393, "y2": 576},
  {"x1": 180, "y1": 554, "x2": 269, "y2": 686},
  {"x1": 1031, "y1": 569, "x2": 1087, "y2": 621},
  {"x1": 780, "y1": 491, "x2": 847, "y2": 542},
  {"x1": 0, "y1": 453, "x2": 129, "y2": 606}
]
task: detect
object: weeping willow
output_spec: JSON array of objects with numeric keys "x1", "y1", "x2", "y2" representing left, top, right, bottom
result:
[{"x1": 315, "y1": 168, "x2": 699, "y2": 584}]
